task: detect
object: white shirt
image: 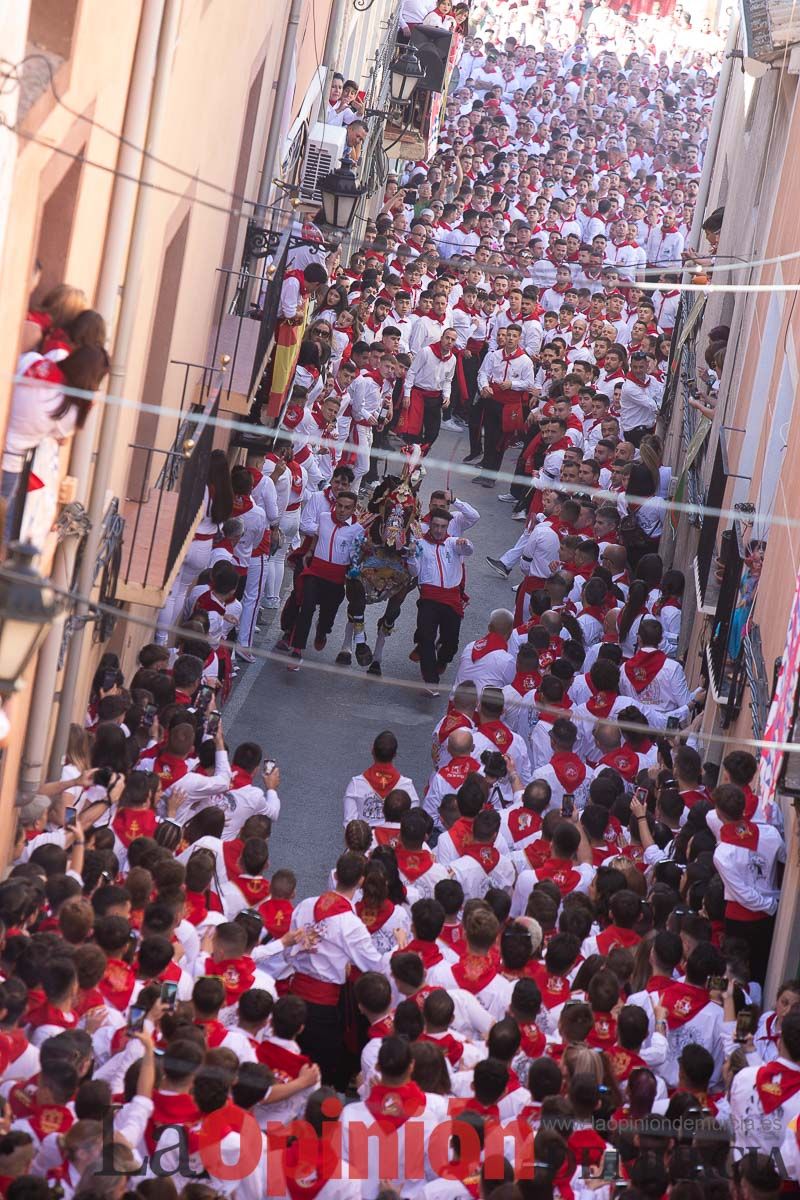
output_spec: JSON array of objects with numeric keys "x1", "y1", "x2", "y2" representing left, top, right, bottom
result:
[
  {"x1": 404, "y1": 344, "x2": 457, "y2": 403},
  {"x1": 707, "y1": 811, "x2": 785, "y2": 917},
  {"x1": 290, "y1": 893, "x2": 383, "y2": 983},
  {"x1": 619, "y1": 374, "x2": 659, "y2": 431},
  {"x1": 478, "y1": 348, "x2": 536, "y2": 393},
  {"x1": 409, "y1": 534, "x2": 473, "y2": 589},
  {"x1": 451, "y1": 638, "x2": 516, "y2": 694},
  {"x1": 343, "y1": 768, "x2": 420, "y2": 826},
  {"x1": 619, "y1": 647, "x2": 693, "y2": 717}
]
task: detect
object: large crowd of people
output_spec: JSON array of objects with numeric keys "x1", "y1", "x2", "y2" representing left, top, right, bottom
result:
[{"x1": 6, "y1": 2, "x2": 796, "y2": 1200}]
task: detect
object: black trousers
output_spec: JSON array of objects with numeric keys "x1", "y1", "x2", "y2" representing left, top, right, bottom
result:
[
  {"x1": 418, "y1": 396, "x2": 443, "y2": 447},
  {"x1": 297, "y1": 999, "x2": 349, "y2": 1089},
  {"x1": 725, "y1": 913, "x2": 775, "y2": 988},
  {"x1": 416, "y1": 597, "x2": 462, "y2": 684},
  {"x1": 290, "y1": 575, "x2": 345, "y2": 650},
  {"x1": 454, "y1": 353, "x2": 480, "y2": 418},
  {"x1": 480, "y1": 396, "x2": 505, "y2": 472},
  {"x1": 623, "y1": 423, "x2": 655, "y2": 448}
]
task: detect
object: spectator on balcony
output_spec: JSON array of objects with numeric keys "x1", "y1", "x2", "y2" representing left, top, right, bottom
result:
[
  {"x1": 314, "y1": 284, "x2": 349, "y2": 327},
  {"x1": 278, "y1": 263, "x2": 328, "y2": 325},
  {"x1": 345, "y1": 120, "x2": 368, "y2": 163},
  {"x1": 400, "y1": 0, "x2": 437, "y2": 34},
  {"x1": 42, "y1": 309, "x2": 107, "y2": 364},
  {"x1": 294, "y1": 340, "x2": 325, "y2": 405},
  {"x1": 423, "y1": 0, "x2": 457, "y2": 30},
  {"x1": 22, "y1": 283, "x2": 87, "y2": 354},
  {"x1": 155, "y1": 449, "x2": 233, "y2": 645},
  {"x1": 2, "y1": 344, "x2": 109, "y2": 542},
  {"x1": 327, "y1": 79, "x2": 365, "y2": 128}
]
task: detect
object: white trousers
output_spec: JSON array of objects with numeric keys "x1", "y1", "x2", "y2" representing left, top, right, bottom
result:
[
  {"x1": 263, "y1": 508, "x2": 301, "y2": 601},
  {"x1": 240, "y1": 555, "x2": 268, "y2": 649},
  {"x1": 156, "y1": 537, "x2": 213, "y2": 641},
  {"x1": 351, "y1": 424, "x2": 373, "y2": 494}
]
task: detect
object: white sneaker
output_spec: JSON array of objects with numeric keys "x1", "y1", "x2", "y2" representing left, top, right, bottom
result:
[
  {"x1": 262, "y1": 596, "x2": 280, "y2": 609},
  {"x1": 512, "y1": 510, "x2": 526, "y2": 520},
  {"x1": 440, "y1": 418, "x2": 460, "y2": 432},
  {"x1": 497, "y1": 493, "x2": 515, "y2": 503}
]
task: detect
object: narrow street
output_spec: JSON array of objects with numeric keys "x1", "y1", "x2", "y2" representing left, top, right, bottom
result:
[{"x1": 224, "y1": 429, "x2": 517, "y2": 897}]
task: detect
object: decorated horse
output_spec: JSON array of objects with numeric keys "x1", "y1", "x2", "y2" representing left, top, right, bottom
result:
[{"x1": 336, "y1": 445, "x2": 424, "y2": 674}]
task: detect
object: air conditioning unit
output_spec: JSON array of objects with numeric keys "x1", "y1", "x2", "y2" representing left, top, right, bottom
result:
[{"x1": 299, "y1": 123, "x2": 347, "y2": 204}]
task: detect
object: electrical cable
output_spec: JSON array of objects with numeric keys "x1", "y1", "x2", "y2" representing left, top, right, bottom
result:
[
  {"x1": 6, "y1": 367, "x2": 800, "y2": 534},
  {"x1": 1, "y1": 560, "x2": 795, "y2": 758}
]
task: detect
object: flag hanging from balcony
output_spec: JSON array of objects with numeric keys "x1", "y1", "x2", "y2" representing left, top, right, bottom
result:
[
  {"x1": 265, "y1": 315, "x2": 307, "y2": 423},
  {"x1": 759, "y1": 565, "x2": 800, "y2": 819}
]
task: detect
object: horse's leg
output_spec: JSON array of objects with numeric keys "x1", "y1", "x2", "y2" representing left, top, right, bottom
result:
[
  {"x1": 344, "y1": 577, "x2": 372, "y2": 666},
  {"x1": 336, "y1": 620, "x2": 355, "y2": 665}
]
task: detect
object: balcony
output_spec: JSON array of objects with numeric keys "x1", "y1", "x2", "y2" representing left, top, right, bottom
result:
[
  {"x1": 706, "y1": 522, "x2": 747, "y2": 724},
  {"x1": 116, "y1": 365, "x2": 224, "y2": 607}
]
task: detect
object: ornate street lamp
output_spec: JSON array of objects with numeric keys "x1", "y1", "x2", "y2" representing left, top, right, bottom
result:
[
  {"x1": 319, "y1": 156, "x2": 368, "y2": 231},
  {"x1": 389, "y1": 47, "x2": 424, "y2": 105},
  {"x1": 0, "y1": 543, "x2": 59, "y2": 694}
]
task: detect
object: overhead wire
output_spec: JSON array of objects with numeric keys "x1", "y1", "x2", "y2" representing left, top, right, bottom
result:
[
  {"x1": 1, "y1": 561, "x2": 797, "y2": 759},
  {"x1": 5, "y1": 368, "x2": 800, "y2": 534}
]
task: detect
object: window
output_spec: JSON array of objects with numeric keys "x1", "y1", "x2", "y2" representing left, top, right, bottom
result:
[
  {"x1": 752, "y1": 353, "x2": 795, "y2": 539},
  {"x1": 694, "y1": 436, "x2": 729, "y2": 611},
  {"x1": 706, "y1": 523, "x2": 745, "y2": 716},
  {"x1": 34, "y1": 150, "x2": 84, "y2": 297}
]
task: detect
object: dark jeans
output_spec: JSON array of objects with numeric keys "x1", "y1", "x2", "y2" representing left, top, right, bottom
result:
[
  {"x1": 416, "y1": 597, "x2": 462, "y2": 684},
  {"x1": 290, "y1": 574, "x2": 345, "y2": 650},
  {"x1": 725, "y1": 913, "x2": 775, "y2": 988},
  {"x1": 421, "y1": 396, "x2": 443, "y2": 447},
  {"x1": 480, "y1": 396, "x2": 505, "y2": 472},
  {"x1": 623, "y1": 423, "x2": 655, "y2": 448}
]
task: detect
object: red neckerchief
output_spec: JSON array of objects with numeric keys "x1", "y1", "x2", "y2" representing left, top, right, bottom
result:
[
  {"x1": 373, "y1": 825, "x2": 401, "y2": 849},
  {"x1": 448, "y1": 816, "x2": 475, "y2": 856},
  {"x1": 436, "y1": 710, "x2": 473, "y2": 743},
  {"x1": 259, "y1": 897, "x2": 293, "y2": 937},
  {"x1": 549, "y1": 751, "x2": 586, "y2": 791},
  {"x1": 232, "y1": 494, "x2": 254, "y2": 515},
  {"x1": 661, "y1": 981, "x2": 710, "y2": 1029},
  {"x1": 510, "y1": 669, "x2": 541, "y2": 696},
  {"x1": 461, "y1": 843, "x2": 501, "y2": 874},
  {"x1": 366, "y1": 1082, "x2": 426, "y2": 1130},
  {"x1": 356, "y1": 898, "x2": 396, "y2": 932},
  {"x1": 194, "y1": 1016, "x2": 228, "y2": 1047},
  {"x1": 150, "y1": 750, "x2": 189, "y2": 789},
  {"x1": 472, "y1": 632, "x2": 509, "y2": 661},
  {"x1": 523, "y1": 837, "x2": 551, "y2": 870},
  {"x1": 112, "y1": 807, "x2": 157, "y2": 848},
  {"x1": 402, "y1": 938, "x2": 443, "y2": 968},
  {"x1": 146, "y1": 1090, "x2": 201, "y2": 1153},
  {"x1": 519, "y1": 1021, "x2": 546, "y2": 1058},
  {"x1": 429, "y1": 341, "x2": 453, "y2": 360},
  {"x1": 452, "y1": 952, "x2": 497, "y2": 995},
  {"x1": 623, "y1": 649, "x2": 666, "y2": 692},
  {"x1": 27, "y1": 1102, "x2": 73, "y2": 1143},
  {"x1": 598, "y1": 744, "x2": 640, "y2": 782},
  {"x1": 367, "y1": 1015, "x2": 394, "y2": 1040},
  {"x1": 313, "y1": 892, "x2": 352, "y2": 922},
  {"x1": 222, "y1": 840, "x2": 271, "y2": 904},
  {"x1": 719, "y1": 819, "x2": 760, "y2": 850},
  {"x1": 99, "y1": 958, "x2": 136, "y2": 1012},
  {"x1": 184, "y1": 888, "x2": 223, "y2": 925},
  {"x1": 362, "y1": 763, "x2": 402, "y2": 798},
  {"x1": 609, "y1": 1044, "x2": 647, "y2": 1081},
  {"x1": 596, "y1": 925, "x2": 640, "y2": 955},
  {"x1": 439, "y1": 922, "x2": 465, "y2": 954},
  {"x1": 579, "y1": 604, "x2": 606, "y2": 623},
  {"x1": 477, "y1": 720, "x2": 514, "y2": 752},
  {"x1": 587, "y1": 690, "x2": 618, "y2": 718},
  {"x1": 755, "y1": 1061, "x2": 800, "y2": 1114},
  {"x1": 507, "y1": 809, "x2": 541, "y2": 842},
  {"x1": 204, "y1": 955, "x2": 256, "y2": 1005},
  {"x1": 24, "y1": 999, "x2": 78, "y2": 1031},
  {"x1": 587, "y1": 1011, "x2": 618, "y2": 1048},
  {"x1": 419, "y1": 1031, "x2": 464, "y2": 1067},
  {"x1": 395, "y1": 845, "x2": 434, "y2": 881},
  {"x1": 283, "y1": 268, "x2": 310, "y2": 298},
  {"x1": 256, "y1": 1038, "x2": 311, "y2": 1081},
  {"x1": 439, "y1": 755, "x2": 481, "y2": 790},
  {"x1": 283, "y1": 1143, "x2": 339, "y2": 1200},
  {"x1": 529, "y1": 963, "x2": 571, "y2": 1009},
  {"x1": 230, "y1": 765, "x2": 254, "y2": 790},
  {"x1": 535, "y1": 857, "x2": 582, "y2": 896}
]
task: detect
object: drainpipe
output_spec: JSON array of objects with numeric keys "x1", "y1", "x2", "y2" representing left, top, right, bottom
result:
[
  {"x1": 17, "y1": 0, "x2": 166, "y2": 799},
  {"x1": 323, "y1": 0, "x2": 348, "y2": 72},
  {"x1": 47, "y1": 0, "x2": 181, "y2": 777},
  {"x1": 684, "y1": 15, "x2": 739, "y2": 270},
  {"x1": 255, "y1": 0, "x2": 303, "y2": 219}
]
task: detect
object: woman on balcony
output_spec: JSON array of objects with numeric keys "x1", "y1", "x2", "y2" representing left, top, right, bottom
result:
[
  {"x1": 1, "y1": 343, "x2": 109, "y2": 542},
  {"x1": 155, "y1": 449, "x2": 234, "y2": 645}
]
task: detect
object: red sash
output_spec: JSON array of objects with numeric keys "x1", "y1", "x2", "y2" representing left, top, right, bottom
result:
[
  {"x1": 755, "y1": 1061, "x2": 800, "y2": 1114},
  {"x1": 362, "y1": 763, "x2": 402, "y2": 798},
  {"x1": 203, "y1": 955, "x2": 256, "y2": 1005},
  {"x1": 395, "y1": 845, "x2": 434, "y2": 881},
  {"x1": 112, "y1": 807, "x2": 157, "y2": 848},
  {"x1": 624, "y1": 649, "x2": 666, "y2": 693},
  {"x1": 313, "y1": 892, "x2": 352, "y2": 922},
  {"x1": 661, "y1": 981, "x2": 709, "y2": 1029},
  {"x1": 471, "y1": 633, "x2": 508, "y2": 661},
  {"x1": 256, "y1": 1038, "x2": 311, "y2": 1081},
  {"x1": 461, "y1": 843, "x2": 500, "y2": 874},
  {"x1": 452, "y1": 953, "x2": 497, "y2": 995},
  {"x1": 507, "y1": 808, "x2": 541, "y2": 843},
  {"x1": 550, "y1": 752, "x2": 586, "y2": 792},
  {"x1": 419, "y1": 583, "x2": 465, "y2": 615}
]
